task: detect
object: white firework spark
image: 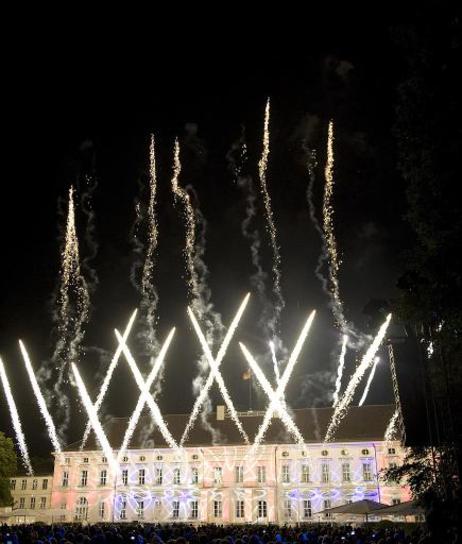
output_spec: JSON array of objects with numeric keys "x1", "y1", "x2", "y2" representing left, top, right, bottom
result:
[
  {"x1": 118, "y1": 327, "x2": 176, "y2": 458},
  {"x1": 332, "y1": 334, "x2": 348, "y2": 407},
  {"x1": 81, "y1": 310, "x2": 138, "y2": 448},
  {"x1": 358, "y1": 356, "x2": 380, "y2": 407},
  {"x1": 19, "y1": 340, "x2": 61, "y2": 453},
  {"x1": 325, "y1": 314, "x2": 392, "y2": 442},
  {"x1": 384, "y1": 409, "x2": 399, "y2": 442},
  {"x1": 269, "y1": 340, "x2": 280, "y2": 385},
  {"x1": 0, "y1": 357, "x2": 34, "y2": 475},
  {"x1": 181, "y1": 293, "x2": 250, "y2": 445}
]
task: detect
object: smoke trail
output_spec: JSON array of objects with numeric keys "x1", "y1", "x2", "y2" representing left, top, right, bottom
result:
[
  {"x1": 0, "y1": 358, "x2": 34, "y2": 475},
  {"x1": 324, "y1": 314, "x2": 392, "y2": 442},
  {"x1": 80, "y1": 174, "x2": 99, "y2": 293},
  {"x1": 257, "y1": 98, "x2": 285, "y2": 342},
  {"x1": 52, "y1": 186, "x2": 90, "y2": 437},
  {"x1": 358, "y1": 356, "x2": 380, "y2": 406},
  {"x1": 171, "y1": 139, "x2": 224, "y2": 442}
]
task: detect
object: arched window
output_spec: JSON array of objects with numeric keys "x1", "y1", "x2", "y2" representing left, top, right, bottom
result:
[{"x1": 75, "y1": 497, "x2": 88, "y2": 521}]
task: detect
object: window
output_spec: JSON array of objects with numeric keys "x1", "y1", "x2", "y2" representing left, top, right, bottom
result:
[
  {"x1": 102, "y1": 456, "x2": 107, "y2": 463},
  {"x1": 321, "y1": 450, "x2": 329, "y2": 456},
  {"x1": 83, "y1": 457, "x2": 89, "y2": 464},
  {"x1": 388, "y1": 447, "x2": 396, "y2": 455},
  {"x1": 64, "y1": 457, "x2": 71, "y2": 465},
  {"x1": 191, "y1": 467, "x2": 199, "y2": 484},
  {"x1": 75, "y1": 497, "x2": 88, "y2": 521},
  {"x1": 30, "y1": 497, "x2": 36, "y2": 509},
  {"x1": 213, "y1": 500, "x2": 222, "y2": 518},
  {"x1": 258, "y1": 500, "x2": 267, "y2": 518},
  {"x1": 392, "y1": 498, "x2": 401, "y2": 505},
  {"x1": 62, "y1": 471, "x2": 69, "y2": 487},
  {"x1": 321, "y1": 463, "x2": 330, "y2": 483},
  {"x1": 122, "y1": 469, "x2": 128, "y2": 486},
  {"x1": 120, "y1": 499, "x2": 127, "y2": 520},
  {"x1": 389, "y1": 462, "x2": 397, "y2": 469},
  {"x1": 190, "y1": 500, "x2": 198, "y2": 519},
  {"x1": 172, "y1": 500, "x2": 180, "y2": 519},
  {"x1": 139, "y1": 456, "x2": 146, "y2": 461},
  {"x1": 123, "y1": 456, "x2": 129, "y2": 462},
  {"x1": 173, "y1": 468, "x2": 181, "y2": 485},
  {"x1": 21, "y1": 479, "x2": 27, "y2": 490},
  {"x1": 303, "y1": 499, "x2": 312, "y2": 519},
  {"x1": 60, "y1": 502, "x2": 66, "y2": 510},
  {"x1": 342, "y1": 463, "x2": 351, "y2": 482},
  {"x1": 40, "y1": 497, "x2": 46, "y2": 509},
  {"x1": 19, "y1": 497, "x2": 25, "y2": 509},
  {"x1": 100, "y1": 469, "x2": 107, "y2": 486},
  {"x1": 362, "y1": 462, "x2": 373, "y2": 481},
  {"x1": 284, "y1": 499, "x2": 292, "y2": 519},
  {"x1": 236, "y1": 500, "x2": 244, "y2": 518},
  {"x1": 42, "y1": 479, "x2": 48, "y2": 490},
  {"x1": 341, "y1": 449, "x2": 349, "y2": 456},
  {"x1": 99, "y1": 502, "x2": 105, "y2": 520},
  {"x1": 80, "y1": 470, "x2": 88, "y2": 487},
  {"x1": 323, "y1": 499, "x2": 331, "y2": 518},
  {"x1": 214, "y1": 467, "x2": 223, "y2": 485},
  {"x1": 156, "y1": 455, "x2": 163, "y2": 461},
  {"x1": 235, "y1": 465, "x2": 244, "y2": 484},
  {"x1": 257, "y1": 466, "x2": 266, "y2": 483},
  {"x1": 10, "y1": 479, "x2": 16, "y2": 490},
  {"x1": 301, "y1": 464, "x2": 310, "y2": 483},
  {"x1": 155, "y1": 467, "x2": 163, "y2": 485},
  {"x1": 361, "y1": 449, "x2": 370, "y2": 456},
  {"x1": 32, "y1": 479, "x2": 38, "y2": 490},
  {"x1": 138, "y1": 468, "x2": 145, "y2": 485},
  {"x1": 137, "y1": 500, "x2": 144, "y2": 519},
  {"x1": 282, "y1": 465, "x2": 290, "y2": 483},
  {"x1": 282, "y1": 451, "x2": 289, "y2": 457}
]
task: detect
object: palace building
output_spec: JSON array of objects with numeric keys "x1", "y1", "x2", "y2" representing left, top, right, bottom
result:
[{"x1": 8, "y1": 404, "x2": 409, "y2": 524}]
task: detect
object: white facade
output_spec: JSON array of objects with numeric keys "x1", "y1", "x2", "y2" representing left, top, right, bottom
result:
[{"x1": 9, "y1": 475, "x2": 53, "y2": 524}]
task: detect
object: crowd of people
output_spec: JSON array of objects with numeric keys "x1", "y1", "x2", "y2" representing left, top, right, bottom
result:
[{"x1": 0, "y1": 523, "x2": 431, "y2": 544}]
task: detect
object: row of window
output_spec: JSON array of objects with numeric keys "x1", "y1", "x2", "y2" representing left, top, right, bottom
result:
[
  {"x1": 281, "y1": 462, "x2": 374, "y2": 483},
  {"x1": 16, "y1": 497, "x2": 47, "y2": 509},
  {"x1": 10, "y1": 479, "x2": 48, "y2": 491}
]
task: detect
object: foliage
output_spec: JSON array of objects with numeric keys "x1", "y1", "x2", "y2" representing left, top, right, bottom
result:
[{"x1": 0, "y1": 431, "x2": 17, "y2": 506}]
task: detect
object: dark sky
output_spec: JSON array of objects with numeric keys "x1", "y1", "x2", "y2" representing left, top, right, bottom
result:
[{"x1": 0, "y1": 8, "x2": 426, "y2": 455}]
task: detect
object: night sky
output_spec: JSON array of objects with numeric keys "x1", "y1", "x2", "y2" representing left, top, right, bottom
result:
[{"x1": 0, "y1": 8, "x2": 425, "y2": 456}]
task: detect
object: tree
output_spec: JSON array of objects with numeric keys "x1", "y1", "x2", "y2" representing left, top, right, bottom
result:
[{"x1": 0, "y1": 431, "x2": 17, "y2": 506}]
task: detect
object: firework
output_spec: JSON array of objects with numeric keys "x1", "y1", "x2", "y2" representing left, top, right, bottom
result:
[
  {"x1": 332, "y1": 335, "x2": 348, "y2": 407},
  {"x1": 358, "y1": 356, "x2": 380, "y2": 407}
]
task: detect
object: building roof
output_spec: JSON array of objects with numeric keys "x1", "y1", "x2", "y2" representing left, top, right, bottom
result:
[{"x1": 65, "y1": 404, "x2": 395, "y2": 451}]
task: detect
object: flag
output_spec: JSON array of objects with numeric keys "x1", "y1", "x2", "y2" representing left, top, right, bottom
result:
[{"x1": 242, "y1": 369, "x2": 251, "y2": 380}]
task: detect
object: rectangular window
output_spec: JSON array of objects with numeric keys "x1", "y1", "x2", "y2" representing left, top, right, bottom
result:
[
  {"x1": 303, "y1": 499, "x2": 312, "y2": 519},
  {"x1": 19, "y1": 497, "x2": 25, "y2": 509},
  {"x1": 323, "y1": 499, "x2": 331, "y2": 518},
  {"x1": 235, "y1": 465, "x2": 244, "y2": 484},
  {"x1": 214, "y1": 467, "x2": 223, "y2": 485},
  {"x1": 156, "y1": 467, "x2": 163, "y2": 485},
  {"x1": 100, "y1": 470, "x2": 107, "y2": 486},
  {"x1": 80, "y1": 470, "x2": 88, "y2": 487},
  {"x1": 342, "y1": 463, "x2": 351, "y2": 482},
  {"x1": 42, "y1": 479, "x2": 48, "y2": 490},
  {"x1": 257, "y1": 466, "x2": 266, "y2": 483},
  {"x1": 172, "y1": 500, "x2": 180, "y2": 519},
  {"x1": 40, "y1": 497, "x2": 46, "y2": 509},
  {"x1": 389, "y1": 462, "x2": 397, "y2": 469},
  {"x1": 10, "y1": 479, "x2": 16, "y2": 490},
  {"x1": 83, "y1": 457, "x2": 89, "y2": 463},
  {"x1": 236, "y1": 500, "x2": 244, "y2": 518},
  {"x1": 284, "y1": 499, "x2": 292, "y2": 519},
  {"x1": 122, "y1": 469, "x2": 128, "y2": 486},
  {"x1": 362, "y1": 463, "x2": 372, "y2": 481},
  {"x1": 173, "y1": 468, "x2": 181, "y2": 485},
  {"x1": 282, "y1": 465, "x2": 290, "y2": 483},
  {"x1": 32, "y1": 479, "x2": 38, "y2": 490},
  {"x1": 99, "y1": 502, "x2": 105, "y2": 520},
  {"x1": 30, "y1": 497, "x2": 36, "y2": 509},
  {"x1": 258, "y1": 500, "x2": 267, "y2": 518},
  {"x1": 301, "y1": 464, "x2": 310, "y2": 483},
  {"x1": 191, "y1": 467, "x2": 199, "y2": 484},
  {"x1": 392, "y1": 498, "x2": 401, "y2": 505},
  {"x1": 64, "y1": 457, "x2": 71, "y2": 465},
  {"x1": 21, "y1": 479, "x2": 27, "y2": 490},
  {"x1": 120, "y1": 499, "x2": 127, "y2": 520},
  {"x1": 388, "y1": 447, "x2": 396, "y2": 455},
  {"x1": 102, "y1": 457, "x2": 107, "y2": 463},
  {"x1": 138, "y1": 468, "x2": 145, "y2": 485},
  {"x1": 321, "y1": 463, "x2": 330, "y2": 483},
  {"x1": 62, "y1": 471, "x2": 69, "y2": 487},
  {"x1": 137, "y1": 500, "x2": 144, "y2": 519},
  {"x1": 190, "y1": 500, "x2": 198, "y2": 519},
  {"x1": 213, "y1": 500, "x2": 222, "y2": 518}
]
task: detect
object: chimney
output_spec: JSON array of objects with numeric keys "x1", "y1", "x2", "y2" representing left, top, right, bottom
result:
[{"x1": 216, "y1": 405, "x2": 225, "y2": 421}]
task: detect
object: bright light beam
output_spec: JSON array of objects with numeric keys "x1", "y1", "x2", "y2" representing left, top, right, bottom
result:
[
  {"x1": 181, "y1": 293, "x2": 251, "y2": 446},
  {"x1": 358, "y1": 356, "x2": 380, "y2": 407},
  {"x1": 332, "y1": 334, "x2": 348, "y2": 407},
  {"x1": 241, "y1": 310, "x2": 316, "y2": 451},
  {"x1": 71, "y1": 363, "x2": 119, "y2": 475},
  {"x1": 114, "y1": 330, "x2": 179, "y2": 452},
  {"x1": 384, "y1": 408, "x2": 399, "y2": 442},
  {"x1": 325, "y1": 314, "x2": 392, "y2": 442},
  {"x1": 0, "y1": 358, "x2": 34, "y2": 475},
  {"x1": 81, "y1": 310, "x2": 137, "y2": 448},
  {"x1": 117, "y1": 327, "x2": 176, "y2": 459},
  {"x1": 269, "y1": 341, "x2": 280, "y2": 385},
  {"x1": 239, "y1": 343, "x2": 304, "y2": 445},
  {"x1": 19, "y1": 340, "x2": 61, "y2": 453}
]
